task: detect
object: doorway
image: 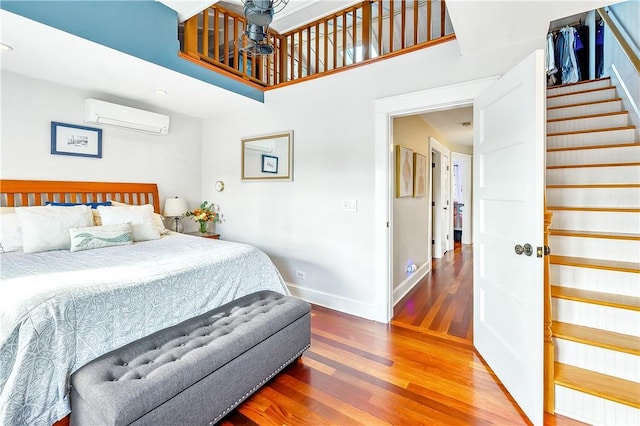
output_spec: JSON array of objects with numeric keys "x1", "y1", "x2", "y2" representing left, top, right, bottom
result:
[
  {"x1": 452, "y1": 152, "x2": 472, "y2": 245},
  {"x1": 430, "y1": 137, "x2": 453, "y2": 258},
  {"x1": 374, "y1": 76, "x2": 496, "y2": 323}
]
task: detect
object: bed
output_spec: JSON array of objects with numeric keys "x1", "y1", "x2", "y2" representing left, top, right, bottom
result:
[{"x1": 0, "y1": 180, "x2": 289, "y2": 426}]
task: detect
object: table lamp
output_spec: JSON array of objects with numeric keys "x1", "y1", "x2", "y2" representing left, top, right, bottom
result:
[{"x1": 163, "y1": 197, "x2": 188, "y2": 232}]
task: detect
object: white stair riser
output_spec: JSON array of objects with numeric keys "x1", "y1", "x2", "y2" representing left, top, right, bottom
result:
[
  {"x1": 547, "y1": 146, "x2": 640, "y2": 166},
  {"x1": 548, "y1": 100, "x2": 623, "y2": 120},
  {"x1": 553, "y1": 298, "x2": 640, "y2": 336},
  {"x1": 554, "y1": 339, "x2": 640, "y2": 382},
  {"x1": 546, "y1": 187, "x2": 640, "y2": 208},
  {"x1": 555, "y1": 386, "x2": 640, "y2": 426},
  {"x1": 547, "y1": 79, "x2": 612, "y2": 96},
  {"x1": 548, "y1": 88, "x2": 618, "y2": 108},
  {"x1": 551, "y1": 264, "x2": 640, "y2": 297},
  {"x1": 547, "y1": 128, "x2": 636, "y2": 148},
  {"x1": 549, "y1": 210, "x2": 640, "y2": 235},
  {"x1": 547, "y1": 114, "x2": 629, "y2": 134},
  {"x1": 547, "y1": 166, "x2": 640, "y2": 185},
  {"x1": 549, "y1": 235, "x2": 640, "y2": 263}
]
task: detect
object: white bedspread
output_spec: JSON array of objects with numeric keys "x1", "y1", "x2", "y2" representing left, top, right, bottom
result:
[{"x1": 0, "y1": 233, "x2": 288, "y2": 426}]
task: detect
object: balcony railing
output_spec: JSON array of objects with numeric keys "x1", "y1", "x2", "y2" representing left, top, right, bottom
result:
[{"x1": 180, "y1": 0, "x2": 454, "y2": 89}]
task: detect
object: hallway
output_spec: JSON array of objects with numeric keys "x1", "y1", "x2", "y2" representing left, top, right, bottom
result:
[{"x1": 393, "y1": 242, "x2": 474, "y2": 342}]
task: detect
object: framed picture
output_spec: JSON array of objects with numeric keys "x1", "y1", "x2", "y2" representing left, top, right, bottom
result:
[
  {"x1": 261, "y1": 154, "x2": 278, "y2": 173},
  {"x1": 396, "y1": 145, "x2": 414, "y2": 198},
  {"x1": 51, "y1": 122, "x2": 102, "y2": 158},
  {"x1": 413, "y1": 153, "x2": 427, "y2": 197}
]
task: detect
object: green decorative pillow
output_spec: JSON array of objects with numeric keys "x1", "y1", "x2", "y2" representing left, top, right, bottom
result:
[{"x1": 69, "y1": 223, "x2": 133, "y2": 252}]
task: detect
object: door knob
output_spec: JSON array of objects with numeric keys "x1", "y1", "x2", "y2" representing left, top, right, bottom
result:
[{"x1": 514, "y1": 243, "x2": 533, "y2": 256}]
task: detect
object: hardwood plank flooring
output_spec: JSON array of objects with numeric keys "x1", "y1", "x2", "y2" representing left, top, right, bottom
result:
[{"x1": 220, "y1": 243, "x2": 584, "y2": 425}]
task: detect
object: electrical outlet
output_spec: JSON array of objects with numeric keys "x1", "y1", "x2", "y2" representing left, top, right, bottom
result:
[
  {"x1": 295, "y1": 270, "x2": 306, "y2": 280},
  {"x1": 343, "y1": 200, "x2": 357, "y2": 212}
]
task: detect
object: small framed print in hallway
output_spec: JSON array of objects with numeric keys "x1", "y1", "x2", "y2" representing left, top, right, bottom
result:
[{"x1": 396, "y1": 145, "x2": 414, "y2": 197}]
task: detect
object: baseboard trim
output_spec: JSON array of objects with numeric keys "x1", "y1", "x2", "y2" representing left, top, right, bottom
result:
[
  {"x1": 392, "y1": 262, "x2": 431, "y2": 306},
  {"x1": 285, "y1": 283, "x2": 383, "y2": 322}
]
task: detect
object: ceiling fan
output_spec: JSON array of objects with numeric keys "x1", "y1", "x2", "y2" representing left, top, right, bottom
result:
[{"x1": 237, "y1": 0, "x2": 289, "y2": 56}]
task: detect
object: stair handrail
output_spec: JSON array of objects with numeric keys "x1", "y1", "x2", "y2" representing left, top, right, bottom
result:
[{"x1": 597, "y1": 7, "x2": 640, "y2": 75}]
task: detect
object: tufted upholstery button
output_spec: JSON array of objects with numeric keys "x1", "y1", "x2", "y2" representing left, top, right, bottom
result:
[
  {"x1": 122, "y1": 362, "x2": 128, "y2": 367},
  {"x1": 180, "y1": 343, "x2": 185, "y2": 347}
]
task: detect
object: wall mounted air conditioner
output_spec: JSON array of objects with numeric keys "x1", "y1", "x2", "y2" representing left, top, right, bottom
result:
[
  {"x1": 245, "y1": 140, "x2": 275, "y2": 153},
  {"x1": 84, "y1": 99, "x2": 170, "y2": 135}
]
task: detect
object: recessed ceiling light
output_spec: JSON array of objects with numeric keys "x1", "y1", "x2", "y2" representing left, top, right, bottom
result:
[
  {"x1": 0, "y1": 43, "x2": 14, "y2": 52},
  {"x1": 153, "y1": 88, "x2": 168, "y2": 95}
]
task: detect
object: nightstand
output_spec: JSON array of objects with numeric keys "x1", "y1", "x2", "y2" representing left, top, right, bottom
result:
[{"x1": 185, "y1": 232, "x2": 220, "y2": 240}]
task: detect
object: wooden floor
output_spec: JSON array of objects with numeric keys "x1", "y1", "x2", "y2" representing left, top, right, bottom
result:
[{"x1": 221, "y1": 243, "x2": 585, "y2": 425}]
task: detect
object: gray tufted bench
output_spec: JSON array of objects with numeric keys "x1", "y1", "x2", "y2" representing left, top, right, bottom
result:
[{"x1": 70, "y1": 290, "x2": 311, "y2": 426}]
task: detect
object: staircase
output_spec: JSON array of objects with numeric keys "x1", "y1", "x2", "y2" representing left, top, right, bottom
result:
[{"x1": 546, "y1": 77, "x2": 640, "y2": 425}]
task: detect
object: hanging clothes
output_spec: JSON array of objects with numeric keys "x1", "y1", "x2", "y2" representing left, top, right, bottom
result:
[
  {"x1": 559, "y1": 25, "x2": 580, "y2": 84},
  {"x1": 546, "y1": 32, "x2": 558, "y2": 86}
]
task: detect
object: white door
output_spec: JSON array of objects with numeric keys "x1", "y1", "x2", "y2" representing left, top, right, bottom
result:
[
  {"x1": 473, "y1": 50, "x2": 545, "y2": 426},
  {"x1": 442, "y1": 152, "x2": 451, "y2": 252},
  {"x1": 431, "y1": 150, "x2": 443, "y2": 258}
]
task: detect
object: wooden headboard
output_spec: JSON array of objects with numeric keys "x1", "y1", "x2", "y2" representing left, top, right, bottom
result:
[{"x1": 0, "y1": 180, "x2": 160, "y2": 213}]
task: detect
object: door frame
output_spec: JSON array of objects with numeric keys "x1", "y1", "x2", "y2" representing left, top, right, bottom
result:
[
  {"x1": 452, "y1": 152, "x2": 473, "y2": 244},
  {"x1": 374, "y1": 76, "x2": 498, "y2": 323},
  {"x1": 429, "y1": 137, "x2": 452, "y2": 258}
]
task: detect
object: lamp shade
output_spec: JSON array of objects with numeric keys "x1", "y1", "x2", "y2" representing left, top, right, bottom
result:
[{"x1": 163, "y1": 197, "x2": 188, "y2": 217}]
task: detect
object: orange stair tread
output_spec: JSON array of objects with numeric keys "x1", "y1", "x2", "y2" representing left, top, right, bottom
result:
[
  {"x1": 547, "y1": 183, "x2": 640, "y2": 188},
  {"x1": 552, "y1": 322, "x2": 640, "y2": 355},
  {"x1": 546, "y1": 206, "x2": 640, "y2": 213},
  {"x1": 547, "y1": 97, "x2": 622, "y2": 111},
  {"x1": 547, "y1": 85, "x2": 615, "y2": 99},
  {"x1": 547, "y1": 142, "x2": 640, "y2": 152},
  {"x1": 548, "y1": 126, "x2": 635, "y2": 137},
  {"x1": 549, "y1": 255, "x2": 640, "y2": 273},
  {"x1": 547, "y1": 111, "x2": 628, "y2": 123},
  {"x1": 547, "y1": 77, "x2": 610, "y2": 91},
  {"x1": 547, "y1": 162, "x2": 640, "y2": 169},
  {"x1": 551, "y1": 285, "x2": 640, "y2": 310},
  {"x1": 549, "y1": 229, "x2": 640, "y2": 240},
  {"x1": 554, "y1": 362, "x2": 640, "y2": 408}
]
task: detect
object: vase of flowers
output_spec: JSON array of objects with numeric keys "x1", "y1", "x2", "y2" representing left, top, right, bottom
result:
[{"x1": 185, "y1": 201, "x2": 223, "y2": 233}]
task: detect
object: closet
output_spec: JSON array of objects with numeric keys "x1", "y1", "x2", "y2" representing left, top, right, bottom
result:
[{"x1": 546, "y1": 16, "x2": 604, "y2": 87}]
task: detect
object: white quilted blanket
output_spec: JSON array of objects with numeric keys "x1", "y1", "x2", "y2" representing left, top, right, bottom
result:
[{"x1": 0, "y1": 233, "x2": 288, "y2": 426}]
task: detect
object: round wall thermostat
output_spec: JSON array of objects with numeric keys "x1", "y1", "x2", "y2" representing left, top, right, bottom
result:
[{"x1": 215, "y1": 181, "x2": 225, "y2": 192}]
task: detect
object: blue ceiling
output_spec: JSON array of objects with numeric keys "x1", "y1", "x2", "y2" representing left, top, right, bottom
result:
[{"x1": 1, "y1": 0, "x2": 264, "y2": 103}]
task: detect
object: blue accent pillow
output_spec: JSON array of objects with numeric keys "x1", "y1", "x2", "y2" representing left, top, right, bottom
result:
[{"x1": 45, "y1": 201, "x2": 112, "y2": 209}]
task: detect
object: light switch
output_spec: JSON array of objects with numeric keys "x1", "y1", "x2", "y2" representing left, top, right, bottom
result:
[{"x1": 343, "y1": 200, "x2": 357, "y2": 212}]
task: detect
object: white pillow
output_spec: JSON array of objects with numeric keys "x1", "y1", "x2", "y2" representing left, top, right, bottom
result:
[
  {"x1": 16, "y1": 205, "x2": 94, "y2": 253},
  {"x1": 97, "y1": 205, "x2": 160, "y2": 241},
  {"x1": 69, "y1": 223, "x2": 134, "y2": 252},
  {"x1": 0, "y1": 210, "x2": 22, "y2": 253},
  {"x1": 109, "y1": 200, "x2": 170, "y2": 235}
]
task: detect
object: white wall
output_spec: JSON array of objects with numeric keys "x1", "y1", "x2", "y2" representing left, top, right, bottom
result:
[
  {"x1": 391, "y1": 115, "x2": 433, "y2": 302},
  {"x1": 603, "y1": 1, "x2": 640, "y2": 138},
  {"x1": 0, "y1": 71, "x2": 203, "y2": 220},
  {"x1": 202, "y1": 37, "x2": 544, "y2": 321}
]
